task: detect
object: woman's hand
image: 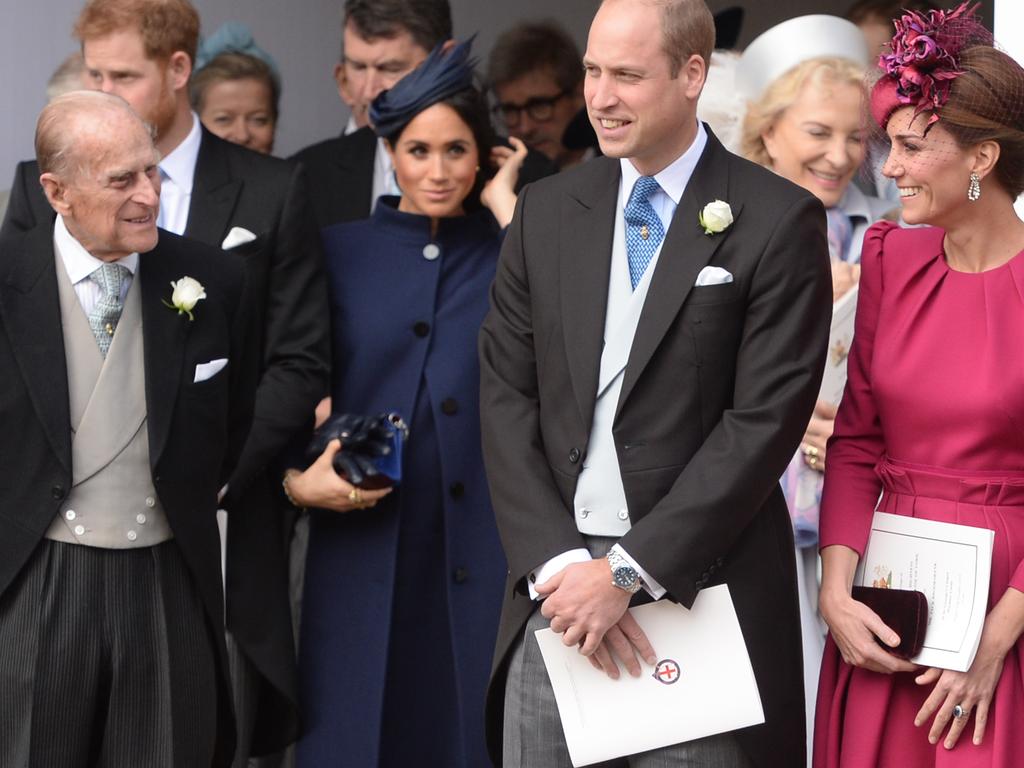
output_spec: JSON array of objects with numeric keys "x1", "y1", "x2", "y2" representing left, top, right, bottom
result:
[
  {"x1": 819, "y1": 586, "x2": 919, "y2": 674},
  {"x1": 913, "y1": 653, "x2": 1004, "y2": 749},
  {"x1": 284, "y1": 439, "x2": 392, "y2": 512},
  {"x1": 832, "y1": 260, "x2": 861, "y2": 301},
  {"x1": 915, "y1": 588, "x2": 1024, "y2": 748},
  {"x1": 819, "y1": 546, "x2": 918, "y2": 675},
  {"x1": 801, "y1": 400, "x2": 837, "y2": 472},
  {"x1": 481, "y1": 137, "x2": 529, "y2": 229}
]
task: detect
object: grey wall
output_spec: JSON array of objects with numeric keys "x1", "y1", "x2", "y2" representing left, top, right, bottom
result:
[{"x1": 0, "y1": 0, "x2": 994, "y2": 190}]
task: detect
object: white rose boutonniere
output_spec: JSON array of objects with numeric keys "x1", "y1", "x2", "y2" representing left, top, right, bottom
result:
[
  {"x1": 698, "y1": 200, "x2": 734, "y2": 236},
  {"x1": 163, "y1": 276, "x2": 207, "y2": 321}
]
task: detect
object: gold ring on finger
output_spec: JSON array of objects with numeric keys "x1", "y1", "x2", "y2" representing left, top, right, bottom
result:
[{"x1": 348, "y1": 488, "x2": 363, "y2": 504}]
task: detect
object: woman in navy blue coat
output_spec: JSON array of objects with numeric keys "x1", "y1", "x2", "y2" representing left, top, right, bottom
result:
[{"x1": 283, "y1": 41, "x2": 525, "y2": 767}]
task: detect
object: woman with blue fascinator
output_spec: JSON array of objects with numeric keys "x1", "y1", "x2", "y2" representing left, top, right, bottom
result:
[
  {"x1": 191, "y1": 23, "x2": 281, "y2": 155},
  {"x1": 282, "y1": 39, "x2": 525, "y2": 767},
  {"x1": 815, "y1": 4, "x2": 1024, "y2": 765}
]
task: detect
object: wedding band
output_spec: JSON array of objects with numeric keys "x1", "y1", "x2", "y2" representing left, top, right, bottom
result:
[
  {"x1": 953, "y1": 704, "x2": 967, "y2": 719},
  {"x1": 348, "y1": 488, "x2": 363, "y2": 504}
]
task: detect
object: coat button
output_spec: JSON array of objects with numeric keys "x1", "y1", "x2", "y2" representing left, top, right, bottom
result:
[
  {"x1": 449, "y1": 482, "x2": 465, "y2": 499},
  {"x1": 145, "y1": 497, "x2": 156, "y2": 508},
  {"x1": 617, "y1": 509, "x2": 629, "y2": 521},
  {"x1": 137, "y1": 514, "x2": 147, "y2": 524},
  {"x1": 74, "y1": 525, "x2": 85, "y2": 536},
  {"x1": 51, "y1": 484, "x2": 65, "y2": 499},
  {"x1": 422, "y1": 243, "x2": 441, "y2": 261},
  {"x1": 127, "y1": 530, "x2": 138, "y2": 542},
  {"x1": 65, "y1": 510, "x2": 76, "y2": 521},
  {"x1": 453, "y1": 567, "x2": 468, "y2": 584},
  {"x1": 569, "y1": 447, "x2": 581, "y2": 463},
  {"x1": 413, "y1": 321, "x2": 431, "y2": 337},
  {"x1": 441, "y1": 398, "x2": 458, "y2": 415}
]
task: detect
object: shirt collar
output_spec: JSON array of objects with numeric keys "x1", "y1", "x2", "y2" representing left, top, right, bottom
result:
[
  {"x1": 54, "y1": 214, "x2": 139, "y2": 284},
  {"x1": 619, "y1": 121, "x2": 708, "y2": 209},
  {"x1": 836, "y1": 183, "x2": 872, "y2": 223},
  {"x1": 159, "y1": 112, "x2": 202, "y2": 193}
]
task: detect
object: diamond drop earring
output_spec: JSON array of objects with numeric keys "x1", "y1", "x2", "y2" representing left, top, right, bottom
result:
[{"x1": 968, "y1": 172, "x2": 981, "y2": 202}]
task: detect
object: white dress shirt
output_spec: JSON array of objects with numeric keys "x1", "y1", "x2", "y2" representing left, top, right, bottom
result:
[
  {"x1": 156, "y1": 112, "x2": 202, "y2": 236},
  {"x1": 529, "y1": 123, "x2": 708, "y2": 600},
  {"x1": 54, "y1": 215, "x2": 138, "y2": 315}
]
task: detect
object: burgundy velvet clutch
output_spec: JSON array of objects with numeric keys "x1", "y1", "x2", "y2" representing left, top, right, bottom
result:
[{"x1": 851, "y1": 586, "x2": 929, "y2": 659}]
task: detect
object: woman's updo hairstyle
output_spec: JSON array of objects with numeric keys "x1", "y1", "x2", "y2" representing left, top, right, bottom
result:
[{"x1": 936, "y1": 46, "x2": 1024, "y2": 198}]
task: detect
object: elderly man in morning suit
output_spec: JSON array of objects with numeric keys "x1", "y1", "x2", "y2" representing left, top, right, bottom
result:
[
  {"x1": 479, "y1": 0, "x2": 832, "y2": 765},
  {"x1": 0, "y1": 91, "x2": 252, "y2": 766},
  {"x1": 0, "y1": 1, "x2": 330, "y2": 760}
]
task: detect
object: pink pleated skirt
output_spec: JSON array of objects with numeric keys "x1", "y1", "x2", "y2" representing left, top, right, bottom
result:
[{"x1": 814, "y1": 457, "x2": 1024, "y2": 767}]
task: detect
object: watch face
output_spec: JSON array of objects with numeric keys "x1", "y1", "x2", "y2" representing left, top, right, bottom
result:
[{"x1": 613, "y1": 566, "x2": 638, "y2": 588}]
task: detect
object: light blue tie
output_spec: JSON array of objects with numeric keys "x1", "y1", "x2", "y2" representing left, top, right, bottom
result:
[
  {"x1": 87, "y1": 263, "x2": 129, "y2": 357},
  {"x1": 625, "y1": 176, "x2": 665, "y2": 290}
]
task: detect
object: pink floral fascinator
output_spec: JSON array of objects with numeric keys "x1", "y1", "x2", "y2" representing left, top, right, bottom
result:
[{"x1": 870, "y1": 2, "x2": 991, "y2": 129}]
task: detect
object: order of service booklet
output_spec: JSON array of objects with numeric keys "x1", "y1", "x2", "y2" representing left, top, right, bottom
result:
[
  {"x1": 535, "y1": 585, "x2": 764, "y2": 767},
  {"x1": 855, "y1": 511, "x2": 994, "y2": 672},
  {"x1": 819, "y1": 283, "x2": 858, "y2": 406}
]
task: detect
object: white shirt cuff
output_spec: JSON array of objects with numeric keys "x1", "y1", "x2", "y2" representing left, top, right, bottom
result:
[
  {"x1": 611, "y1": 544, "x2": 667, "y2": 599},
  {"x1": 528, "y1": 548, "x2": 591, "y2": 600}
]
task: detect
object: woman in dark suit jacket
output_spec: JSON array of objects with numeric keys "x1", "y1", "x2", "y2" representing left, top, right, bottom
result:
[{"x1": 282, "y1": 41, "x2": 524, "y2": 768}]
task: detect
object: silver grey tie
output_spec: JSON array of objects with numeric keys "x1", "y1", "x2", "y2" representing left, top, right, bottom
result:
[{"x1": 87, "y1": 263, "x2": 129, "y2": 357}]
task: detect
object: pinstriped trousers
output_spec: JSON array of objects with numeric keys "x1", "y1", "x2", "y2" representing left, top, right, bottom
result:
[{"x1": 0, "y1": 540, "x2": 219, "y2": 767}]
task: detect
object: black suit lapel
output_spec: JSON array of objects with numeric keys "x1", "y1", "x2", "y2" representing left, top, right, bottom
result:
[
  {"x1": 185, "y1": 130, "x2": 242, "y2": 247},
  {"x1": 617, "y1": 129, "x2": 743, "y2": 415},
  {"x1": 139, "y1": 243, "x2": 189, "y2": 467},
  {"x1": 0, "y1": 226, "x2": 71, "y2": 471},
  {"x1": 560, "y1": 158, "x2": 619, "y2": 429}
]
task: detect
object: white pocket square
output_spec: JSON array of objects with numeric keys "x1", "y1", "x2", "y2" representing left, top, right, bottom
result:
[
  {"x1": 694, "y1": 266, "x2": 734, "y2": 286},
  {"x1": 221, "y1": 226, "x2": 257, "y2": 250},
  {"x1": 194, "y1": 358, "x2": 228, "y2": 383}
]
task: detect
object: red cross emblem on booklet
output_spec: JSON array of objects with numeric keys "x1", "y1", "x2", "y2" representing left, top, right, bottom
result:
[{"x1": 652, "y1": 659, "x2": 681, "y2": 685}]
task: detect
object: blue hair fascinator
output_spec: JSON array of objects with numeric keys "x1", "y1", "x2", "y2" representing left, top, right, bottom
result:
[
  {"x1": 195, "y1": 22, "x2": 281, "y2": 86},
  {"x1": 370, "y1": 37, "x2": 476, "y2": 138}
]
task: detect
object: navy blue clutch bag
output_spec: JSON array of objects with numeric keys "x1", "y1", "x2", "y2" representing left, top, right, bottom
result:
[{"x1": 307, "y1": 412, "x2": 408, "y2": 489}]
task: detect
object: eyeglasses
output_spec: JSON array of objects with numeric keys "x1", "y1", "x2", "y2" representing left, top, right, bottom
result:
[{"x1": 492, "y1": 90, "x2": 569, "y2": 128}]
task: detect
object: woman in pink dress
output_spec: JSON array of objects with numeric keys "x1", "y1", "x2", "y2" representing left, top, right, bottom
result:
[{"x1": 815, "y1": 4, "x2": 1024, "y2": 766}]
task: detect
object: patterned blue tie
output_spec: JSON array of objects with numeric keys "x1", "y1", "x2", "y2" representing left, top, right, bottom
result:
[
  {"x1": 87, "y1": 263, "x2": 129, "y2": 357},
  {"x1": 625, "y1": 176, "x2": 665, "y2": 290}
]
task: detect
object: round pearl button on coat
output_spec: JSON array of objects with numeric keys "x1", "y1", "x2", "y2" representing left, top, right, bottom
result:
[
  {"x1": 137, "y1": 514, "x2": 147, "y2": 524},
  {"x1": 65, "y1": 510, "x2": 76, "y2": 520},
  {"x1": 126, "y1": 530, "x2": 138, "y2": 542},
  {"x1": 617, "y1": 509, "x2": 629, "y2": 521},
  {"x1": 145, "y1": 497, "x2": 156, "y2": 508},
  {"x1": 74, "y1": 525, "x2": 85, "y2": 536},
  {"x1": 423, "y1": 243, "x2": 441, "y2": 261}
]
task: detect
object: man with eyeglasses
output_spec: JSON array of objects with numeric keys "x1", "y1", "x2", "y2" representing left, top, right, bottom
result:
[{"x1": 488, "y1": 21, "x2": 594, "y2": 170}]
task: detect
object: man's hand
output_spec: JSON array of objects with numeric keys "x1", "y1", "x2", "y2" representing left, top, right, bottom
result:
[
  {"x1": 585, "y1": 611, "x2": 658, "y2": 679},
  {"x1": 536, "y1": 559, "x2": 654, "y2": 672}
]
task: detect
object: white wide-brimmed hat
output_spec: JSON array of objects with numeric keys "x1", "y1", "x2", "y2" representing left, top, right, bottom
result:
[{"x1": 736, "y1": 15, "x2": 871, "y2": 102}]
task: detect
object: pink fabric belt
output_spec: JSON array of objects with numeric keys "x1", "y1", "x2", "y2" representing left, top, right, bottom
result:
[{"x1": 876, "y1": 456, "x2": 1024, "y2": 508}]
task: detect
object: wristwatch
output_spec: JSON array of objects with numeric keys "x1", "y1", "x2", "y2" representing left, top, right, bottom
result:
[{"x1": 606, "y1": 550, "x2": 642, "y2": 594}]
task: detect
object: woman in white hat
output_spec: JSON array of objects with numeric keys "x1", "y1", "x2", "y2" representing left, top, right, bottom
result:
[{"x1": 737, "y1": 15, "x2": 897, "y2": 758}]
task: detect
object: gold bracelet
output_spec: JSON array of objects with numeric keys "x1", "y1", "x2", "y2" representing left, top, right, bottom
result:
[{"x1": 282, "y1": 470, "x2": 304, "y2": 510}]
